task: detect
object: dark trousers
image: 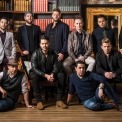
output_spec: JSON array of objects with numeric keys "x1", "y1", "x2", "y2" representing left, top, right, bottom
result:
[
  {"x1": 0, "y1": 95, "x2": 15, "y2": 112},
  {"x1": 83, "y1": 81, "x2": 121, "y2": 111},
  {"x1": 0, "y1": 56, "x2": 8, "y2": 72},
  {"x1": 31, "y1": 72, "x2": 65, "y2": 102}
]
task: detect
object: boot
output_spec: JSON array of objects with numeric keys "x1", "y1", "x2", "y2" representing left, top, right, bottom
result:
[{"x1": 56, "y1": 101, "x2": 67, "y2": 109}]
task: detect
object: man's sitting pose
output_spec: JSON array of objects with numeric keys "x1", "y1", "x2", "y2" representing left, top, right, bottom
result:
[
  {"x1": 0, "y1": 58, "x2": 33, "y2": 112},
  {"x1": 63, "y1": 16, "x2": 95, "y2": 76},
  {"x1": 31, "y1": 35, "x2": 67, "y2": 110},
  {"x1": 96, "y1": 38, "x2": 122, "y2": 83},
  {"x1": 67, "y1": 61, "x2": 122, "y2": 111}
]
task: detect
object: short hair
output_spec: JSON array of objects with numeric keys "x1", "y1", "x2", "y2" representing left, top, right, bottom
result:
[
  {"x1": 40, "y1": 35, "x2": 49, "y2": 43},
  {"x1": 97, "y1": 14, "x2": 106, "y2": 21},
  {"x1": 111, "y1": 19, "x2": 118, "y2": 26},
  {"x1": 53, "y1": 8, "x2": 61, "y2": 14},
  {"x1": 74, "y1": 16, "x2": 84, "y2": 22},
  {"x1": 0, "y1": 17, "x2": 9, "y2": 22},
  {"x1": 101, "y1": 38, "x2": 112, "y2": 45},
  {"x1": 75, "y1": 61, "x2": 86, "y2": 68}
]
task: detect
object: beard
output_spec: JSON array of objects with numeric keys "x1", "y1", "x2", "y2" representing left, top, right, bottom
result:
[{"x1": 25, "y1": 19, "x2": 32, "y2": 25}]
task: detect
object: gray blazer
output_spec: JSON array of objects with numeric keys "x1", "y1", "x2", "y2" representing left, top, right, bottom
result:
[
  {"x1": 0, "y1": 32, "x2": 16, "y2": 64},
  {"x1": 68, "y1": 30, "x2": 93, "y2": 60}
]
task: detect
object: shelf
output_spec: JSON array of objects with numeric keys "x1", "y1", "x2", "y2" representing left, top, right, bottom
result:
[
  {"x1": 0, "y1": 11, "x2": 13, "y2": 13},
  {"x1": 14, "y1": 11, "x2": 27, "y2": 14}
]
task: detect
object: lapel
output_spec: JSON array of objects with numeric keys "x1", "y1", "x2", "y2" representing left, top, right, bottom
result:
[
  {"x1": 3, "y1": 31, "x2": 9, "y2": 47},
  {"x1": 0, "y1": 37, "x2": 3, "y2": 47},
  {"x1": 101, "y1": 51, "x2": 108, "y2": 67},
  {"x1": 23, "y1": 25, "x2": 29, "y2": 46}
]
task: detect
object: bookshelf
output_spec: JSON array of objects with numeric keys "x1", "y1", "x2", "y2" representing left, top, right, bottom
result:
[{"x1": 0, "y1": 0, "x2": 81, "y2": 34}]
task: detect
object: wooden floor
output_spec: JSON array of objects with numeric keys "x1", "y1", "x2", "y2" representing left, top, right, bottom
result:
[
  {"x1": 0, "y1": 100, "x2": 122, "y2": 122},
  {"x1": 1, "y1": 84, "x2": 122, "y2": 122}
]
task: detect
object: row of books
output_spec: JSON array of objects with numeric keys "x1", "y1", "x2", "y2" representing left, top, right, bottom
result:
[
  {"x1": 14, "y1": 0, "x2": 31, "y2": 12},
  {"x1": 58, "y1": 0, "x2": 80, "y2": 12},
  {"x1": 33, "y1": 0, "x2": 48, "y2": 12},
  {"x1": 14, "y1": 21, "x2": 25, "y2": 32},
  {"x1": 0, "y1": 0, "x2": 13, "y2": 11},
  {"x1": 34, "y1": 19, "x2": 74, "y2": 31}
]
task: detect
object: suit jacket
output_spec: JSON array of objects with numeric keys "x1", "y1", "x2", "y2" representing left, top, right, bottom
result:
[
  {"x1": 68, "y1": 30, "x2": 93, "y2": 60},
  {"x1": 96, "y1": 50, "x2": 122, "y2": 76},
  {"x1": 0, "y1": 32, "x2": 16, "y2": 64},
  {"x1": 119, "y1": 27, "x2": 122, "y2": 49},
  {"x1": 18, "y1": 24, "x2": 41, "y2": 52}
]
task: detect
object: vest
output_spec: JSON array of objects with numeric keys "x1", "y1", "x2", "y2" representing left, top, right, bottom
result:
[{"x1": 1, "y1": 70, "x2": 24, "y2": 102}]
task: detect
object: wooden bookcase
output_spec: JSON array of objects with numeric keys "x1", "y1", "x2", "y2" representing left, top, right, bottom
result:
[{"x1": 0, "y1": 0, "x2": 81, "y2": 35}]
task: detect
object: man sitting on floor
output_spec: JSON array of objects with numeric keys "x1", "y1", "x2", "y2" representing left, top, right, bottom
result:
[
  {"x1": 0, "y1": 58, "x2": 33, "y2": 112},
  {"x1": 67, "y1": 61, "x2": 122, "y2": 111}
]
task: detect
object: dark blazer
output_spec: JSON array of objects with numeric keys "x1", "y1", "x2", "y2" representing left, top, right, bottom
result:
[
  {"x1": 45, "y1": 20, "x2": 69, "y2": 54},
  {"x1": 92, "y1": 27, "x2": 116, "y2": 54},
  {"x1": 96, "y1": 50, "x2": 122, "y2": 76},
  {"x1": 119, "y1": 28, "x2": 122, "y2": 49},
  {"x1": 18, "y1": 24, "x2": 41, "y2": 52}
]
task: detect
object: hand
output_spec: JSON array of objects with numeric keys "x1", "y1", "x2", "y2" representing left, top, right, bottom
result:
[
  {"x1": 22, "y1": 50, "x2": 29, "y2": 55},
  {"x1": 78, "y1": 55, "x2": 85, "y2": 62},
  {"x1": 104, "y1": 72, "x2": 113, "y2": 79},
  {"x1": 57, "y1": 53, "x2": 64, "y2": 61},
  {"x1": 45, "y1": 74, "x2": 51, "y2": 81},
  {"x1": 98, "y1": 88, "x2": 104, "y2": 100},
  {"x1": 50, "y1": 74, "x2": 55, "y2": 82},
  {"x1": 119, "y1": 49, "x2": 122, "y2": 54},
  {"x1": 75, "y1": 58, "x2": 79, "y2": 62},
  {"x1": 0, "y1": 88, "x2": 7, "y2": 98}
]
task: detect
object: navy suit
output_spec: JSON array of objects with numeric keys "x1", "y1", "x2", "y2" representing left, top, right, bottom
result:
[{"x1": 18, "y1": 24, "x2": 41, "y2": 53}]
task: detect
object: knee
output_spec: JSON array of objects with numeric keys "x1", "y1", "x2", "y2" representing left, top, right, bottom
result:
[
  {"x1": 90, "y1": 58, "x2": 95, "y2": 64},
  {"x1": 63, "y1": 60, "x2": 70, "y2": 68},
  {"x1": 84, "y1": 101, "x2": 100, "y2": 111}
]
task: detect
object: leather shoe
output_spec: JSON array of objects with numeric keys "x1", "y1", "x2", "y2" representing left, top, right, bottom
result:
[
  {"x1": 56, "y1": 101, "x2": 67, "y2": 109},
  {"x1": 37, "y1": 102, "x2": 44, "y2": 110},
  {"x1": 116, "y1": 104, "x2": 122, "y2": 112}
]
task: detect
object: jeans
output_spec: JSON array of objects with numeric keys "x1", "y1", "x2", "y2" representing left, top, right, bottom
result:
[
  {"x1": 31, "y1": 72, "x2": 65, "y2": 102},
  {"x1": 83, "y1": 81, "x2": 121, "y2": 111},
  {"x1": 0, "y1": 97, "x2": 15, "y2": 112}
]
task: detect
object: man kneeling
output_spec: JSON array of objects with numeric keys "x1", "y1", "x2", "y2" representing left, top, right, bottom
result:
[{"x1": 67, "y1": 61, "x2": 122, "y2": 111}]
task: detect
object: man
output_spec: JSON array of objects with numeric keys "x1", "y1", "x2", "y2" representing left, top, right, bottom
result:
[
  {"x1": 119, "y1": 27, "x2": 122, "y2": 54},
  {"x1": 18, "y1": 11, "x2": 41, "y2": 74},
  {"x1": 0, "y1": 58, "x2": 33, "y2": 112},
  {"x1": 92, "y1": 14, "x2": 116, "y2": 55},
  {"x1": 63, "y1": 16, "x2": 95, "y2": 75},
  {"x1": 96, "y1": 38, "x2": 122, "y2": 83},
  {"x1": 0, "y1": 17, "x2": 16, "y2": 72},
  {"x1": 31, "y1": 35, "x2": 67, "y2": 110},
  {"x1": 67, "y1": 61, "x2": 122, "y2": 111},
  {"x1": 45, "y1": 8, "x2": 69, "y2": 62}
]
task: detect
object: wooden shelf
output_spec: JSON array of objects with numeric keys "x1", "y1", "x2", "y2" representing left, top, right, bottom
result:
[{"x1": 0, "y1": 11, "x2": 13, "y2": 13}]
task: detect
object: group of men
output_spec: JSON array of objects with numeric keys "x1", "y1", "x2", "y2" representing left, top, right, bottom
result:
[{"x1": 0, "y1": 8, "x2": 122, "y2": 112}]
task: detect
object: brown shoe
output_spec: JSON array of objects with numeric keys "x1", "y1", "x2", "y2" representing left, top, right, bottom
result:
[
  {"x1": 37, "y1": 102, "x2": 44, "y2": 110},
  {"x1": 116, "y1": 104, "x2": 122, "y2": 112},
  {"x1": 56, "y1": 101, "x2": 67, "y2": 109}
]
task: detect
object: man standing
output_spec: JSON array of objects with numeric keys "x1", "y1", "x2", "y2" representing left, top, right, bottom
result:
[
  {"x1": 45, "y1": 8, "x2": 69, "y2": 62},
  {"x1": 96, "y1": 38, "x2": 122, "y2": 83},
  {"x1": 0, "y1": 58, "x2": 33, "y2": 112},
  {"x1": 92, "y1": 14, "x2": 116, "y2": 55},
  {"x1": 119, "y1": 27, "x2": 122, "y2": 54},
  {"x1": 18, "y1": 11, "x2": 41, "y2": 73},
  {"x1": 31, "y1": 35, "x2": 67, "y2": 110},
  {"x1": 67, "y1": 61, "x2": 122, "y2": 111},
  {"x1": 0, "y1": 17, "x2": 16, "y2": 72},
  {"x1": 63, "y1": 16, "x2": 95, "y2": 75}
]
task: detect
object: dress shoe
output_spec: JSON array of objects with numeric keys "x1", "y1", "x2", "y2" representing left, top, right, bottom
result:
[
  {"x1": 37, "y1": 102, "x2": 44, "y2": 110},
  {"x1": 56, "y1": 101, "x2": 67, "y2": 109},
  {"x1": 116, "y1": 104, "x2": 122, "y2": 112}
]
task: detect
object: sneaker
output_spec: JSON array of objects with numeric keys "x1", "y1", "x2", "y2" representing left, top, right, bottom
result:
[
  {"x1": 56, "y1": 101, "x2": 67, "y2": 109},
  {"x1": 37, "y1": 102, "x2": 44, "y2": 110}
]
